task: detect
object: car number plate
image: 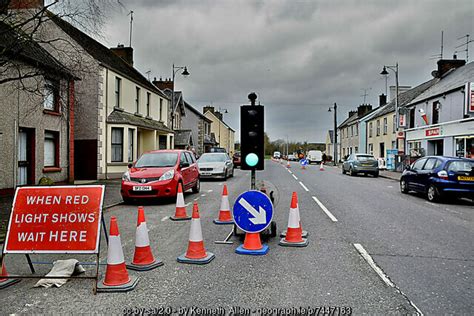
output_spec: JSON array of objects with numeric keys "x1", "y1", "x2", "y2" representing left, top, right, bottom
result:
[
  {"x1": 201, "y1": 172, "x2": 211, "y2": 176},
  {"x1": 133, "y1": 186, "x2": 152, "y2": 191},
  {"x1": 458, "y1": 176, "x2": 474, "y2": 181}
]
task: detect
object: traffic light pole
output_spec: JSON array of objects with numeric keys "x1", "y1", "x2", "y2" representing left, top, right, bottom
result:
[{"x1": 251, "y1": 169, "x2": 256, "y2": 190}]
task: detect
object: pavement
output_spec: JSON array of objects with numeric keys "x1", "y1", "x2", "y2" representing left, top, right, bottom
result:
[{"x1": 0, "y1": 161, "x2": 472, "y2": 314}]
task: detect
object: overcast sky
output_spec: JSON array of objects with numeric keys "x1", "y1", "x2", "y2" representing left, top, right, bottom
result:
[{"x1": 98, "y1": 0, "x2": 473, "y2": 143}]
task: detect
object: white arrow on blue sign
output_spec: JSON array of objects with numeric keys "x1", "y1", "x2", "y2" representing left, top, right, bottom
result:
[
  {"x1": 233, "y1": 190, "x2": 273, "y2": 233},
  {"x1": 300, "y1": 159, "x2": 308, "y2": 166}
]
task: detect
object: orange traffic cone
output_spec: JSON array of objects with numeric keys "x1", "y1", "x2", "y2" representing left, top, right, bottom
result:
[
  {"x1": 287, "y1": 160, "x2": 291, "y2": 168},
  {"x1": 213, "y1": 185, "x2": 233, "y2": 225},
  {"x1": 0, "y1": 262, "x2": 20, "y2": 289},
  {"x1": 279, "y1": 192, "x2": 308, "y2": 247},
  {"x1": 281, "y1": 191, "x2": 308, "y2": 238},
  {"x1": 171, "y1": 183, "x2": 191, "y2": 221},
  {"x1": 177, "y1": 202, "x2": 215, "y2": 264},
  {"x1": 97, "y1": 217, "x2": 139, "y2": 292},
  {"x1": 320, "y1": 162, "x2": 325, "y2": 171},
  {"x1": 236, "y1": 232, "x2": 269, "y2": 255},
  {"x1": 127, "y1": 206, "x2": 163, "y2": 271}
]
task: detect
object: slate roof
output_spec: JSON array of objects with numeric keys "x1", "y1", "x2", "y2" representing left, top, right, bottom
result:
[
  {"x1": 204, "y1": 110, "x2": 236, "y2": 132},
  {"x1": 174, "y1": 130, "x2": 193, "y2": 146},
  {"x1": 409, "y1": 61, "x2": 474, "y2": 105},
  {"x1": 338, "y1": 112, "x2": 359, "y2": 129},
  {"x1": 163, "y1": 89, "x2": 186, "y2": 116},
  {"x1": 184, "y1": 101, "x2": 212, "y2": 122},
  {"x1": 371, "y1": 78, "x2": 438, "y2": 119},
  {"x1": 46, "y1": 12, "x2": 168, "y2": 99},
  {"x1": 107, "y1": 110, "x2": 173, "y2": 133},
  {"x1": 327, "y1": 130, "x2": 334, "y2": 143},
  {"x1": 0, "y1": 21, "x2": 73, "y2": 78}
]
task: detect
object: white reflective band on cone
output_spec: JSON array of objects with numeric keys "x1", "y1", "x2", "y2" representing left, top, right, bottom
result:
[
  {"x1": 220, "y1": 195, "x2": 230, "y2": 211},
  {"x1": 189, "y1": 218, "x2": 203, "y2": 242},
  {"x1": 288, "y1": 208, "x2": 300, "y2": 228},
  {"x1": 176, "y1": 192, "x2": 185, "y2": 207},
  {"x1": 107, "y1": 235, "x2": 125, "y2": 265},
  {"x1": 135, "y1": 222, "x2": 150, "y2": 247}
]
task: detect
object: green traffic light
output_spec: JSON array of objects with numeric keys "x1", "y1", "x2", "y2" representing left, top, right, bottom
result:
[{"x1": 245, "y1": 153, "x2": 259, "y2": 167}]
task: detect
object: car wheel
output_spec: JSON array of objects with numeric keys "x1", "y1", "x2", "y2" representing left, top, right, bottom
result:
[
  {"x1": 373, "y1": 171, "x2": 379, "y2": 178},
  {"x1": 342, "y1": 166, "x2": 346, "y2": 174},
  {"x1": 400, "y1": 179, "x2": 409, "y2": 193},
  {"x1": 427, "y1": 184, "x2": 441, "y2": 202},
  {"x1": 230, "y1": 168, "x2": 234, "y2": 177},
  {"x1": 192, "y1": 178, "x2": 200, "y2": 193},
  {"x1": 349, "y1": 167, "x2": 356, "y2": 176}
]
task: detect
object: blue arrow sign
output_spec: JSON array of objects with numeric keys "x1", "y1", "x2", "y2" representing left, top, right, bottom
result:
[
  {"x1": 233, "y1": 191, "x2": 273, "y2": 233},
  {"x1": 300, "y1": 159, "x2": 308, "y2": 166}
]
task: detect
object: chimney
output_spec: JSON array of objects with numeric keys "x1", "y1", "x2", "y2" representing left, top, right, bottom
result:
[
  {"x1": 203, "y1": 106, "x2": 215, "y2": 115},
  {"x1": 437, "y1": 58, "x2": 466, "y2": 78},
  {"x1": 152, "y1": 77, "x2": 174, "y2": 91},
  {"x1": 357, "y1": 104, "x2": 372, "y2": 117},
  {"x1": 110, "y1": 44, "x2": 134, "y2": 66},
  {"x1": 215, "y1": 111, "x2": 223, "y2": 121},
  {"x1": 348, "y1": 110, "x2": 357, "y2": 117},
  {"x1": 8, "y1": 0, "x2": 44, "y2": 9},
  {"x1": 379, "y1": 94, "x2": 387, "y2": 106}
]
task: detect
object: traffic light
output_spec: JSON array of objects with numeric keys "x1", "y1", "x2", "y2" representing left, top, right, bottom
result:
[{"x1": 240, "y1": 105, "x2": 264, "y2": 170}]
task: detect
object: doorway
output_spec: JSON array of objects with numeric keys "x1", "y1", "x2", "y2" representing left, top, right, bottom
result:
[
  {"x1": 18, "y1": 128, "x2": 35, "y2": 185},
  {"x1": 428, "y1": 139, "x2": 444, "y2": 156}
]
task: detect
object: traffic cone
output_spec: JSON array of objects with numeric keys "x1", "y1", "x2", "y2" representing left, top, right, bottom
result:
[
  {"x1": 97, "y1": 217, "x2": 139, "y2": 293},
  {"x1": 287, "y1": 160, "x2": 291, "y2": 168},
  {"x1": 236, "y1": 232, "x2": 269, "y2": 255},
  {"x1": 279, "y1": 192, "x2": 308, "y2": 247},
  {"x1": 280, "y1": 191, "x2": 308, "y2": 238},
  {"x1": 320, "y1": 162, "x2": 325, "y2": 171},
  {"x1": 177, "y1": 202, "x2": 215, "y2": 264},
  {"x1": 127, "y1": 206, "x2": 163, "y2": 271},
  {"x1": 213, "y1": 185, "x2": 233, "y2": 225},
  {"x1": 171, "y1": 183, "x2": 191, "y2": 221},
  {"x1": 0, "y1": 262, "x2": 20, "y2": 289}
]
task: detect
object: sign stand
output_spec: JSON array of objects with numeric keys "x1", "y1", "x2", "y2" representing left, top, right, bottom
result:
[{"x1": 1, "y1": 185, "x2": 105, "y2": 294}]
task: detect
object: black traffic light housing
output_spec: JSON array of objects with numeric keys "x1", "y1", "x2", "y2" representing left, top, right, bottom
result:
[{"x1": 240, "y1": 93, "x2": 264, "y2": 170}]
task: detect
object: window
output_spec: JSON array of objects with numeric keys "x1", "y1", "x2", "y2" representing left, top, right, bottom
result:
[
  {"x1": 376, "y1": 120, "x2": 380, "y2": 136},
  {"x1": 128, "y1": 129, "x2": 134, "y2": 162},
  {"x1": 368, "y1": 143, "x2": 373, "y2": 154},
  {"x1": 180, "y1": 152, "x2": 187, "y2": 165},
  {"x1": 44, "y1": 131, "x2": 59, "y2": 167},
  {"x1": 159, "y1": 99, "x2": 163, "y2": 121},
  {"x1": 350, "y1": 126, "x2": 353, "y2": 137},
  {"x1": 185, "y1": 152, "x2": 194, "y2": 164},
  {"x1": 391, "y1": 141, "x2": 396, "y2": 149},
  {"x1": 111, "y1": 128, "x2": 123, "y2": 162},
  {"x1": 423, "y1": 158, "x2": 439, "y2": 171},
  {"x1": 412, "y1": 158, "x2": 427, "y2": 170},
  {"x1": 383, "y1": 117, "x2": 388, "y2": 135},
  {"x1": 355, "y1": 124, "x2": 358, "y2": 136},
  {"x1": 135, "y1": 87, "x2": 141, "y2": 114},
  {"x1": 409, "y1": 108, "x2": 415, "y2": 128},
  {"x1": 369, "y1": 122, "x2": 373, "y2": 137},
  {"x1": 115, "y1": 77, "x2": 121, "y2": 108},
  {"x1": 44, "y1": 79, "x2": 59, "y2": 111},
  {"x1": 432, "y1": 102, "x2": 440, "y2": 124},
  {"x1": 146, "y1": 92, "x2": 151, "y2": 117},
  {"x1": 391, "y1": 115, "x2": 395, "y2": 133},
  {"x1": 355, "y1": 146, "x2": 358, "y2": 153}
]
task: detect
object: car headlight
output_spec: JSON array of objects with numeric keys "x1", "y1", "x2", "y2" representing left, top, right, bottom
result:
[
  {"x1": 159, "y1": 169, "x2": 175, "y2": 181},
  {"x1": 122, "y1": 171, "x2": 130, "y2": 181}
]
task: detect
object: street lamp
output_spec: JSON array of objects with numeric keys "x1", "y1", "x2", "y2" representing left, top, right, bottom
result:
[
  {"x1": 328, "y1": 103, "x2": 338, "y2": 166},
  {"x1": 171, "y1": 64, "x2": 190, "y2": 129},
  {"x1": 380, "y1": 63, "x2": 399, "y2": 151}
]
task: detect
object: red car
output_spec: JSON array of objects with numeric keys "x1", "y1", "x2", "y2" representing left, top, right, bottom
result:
[
  {"x1": 121, "y1": 150, "x2": 200, "y2": 203},
  {"x1": 233, "y1": 152, "x2": 241, "y2": 167}
]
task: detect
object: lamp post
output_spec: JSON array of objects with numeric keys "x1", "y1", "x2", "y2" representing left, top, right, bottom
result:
[
  {"x1": 171, "y1": 64, "x2": 189, "y2": 130},
  {"x1": 328, "y1": 103, "x2": 338, "y2": 166},
  {"x1": 380, "y1": 63, "x2": 399, "y2": 151}
]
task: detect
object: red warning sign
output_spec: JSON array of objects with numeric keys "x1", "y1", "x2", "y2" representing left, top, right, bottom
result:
[{"x1": 4, "y1": 185, "x2": 104, "y2": 254}]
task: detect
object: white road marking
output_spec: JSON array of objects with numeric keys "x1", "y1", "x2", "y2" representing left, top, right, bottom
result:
[
  {"x1": 207, "y1": 189, "x2": 213, "y2": 193},
  {"x1": 161, "y1": 216, "x2": 169, "y2": 222},
  {"x1": 194, "y1": 197, "x2": 200, "y2": 201},
  {"x1": 288, "y1": 169, "x2": 293, "y2": 174},
  {"x1": 387, "y1": 185, "x2": 393, "y2": 188},
  {"x1": 299, "y1": 181, "x2": 309, "y2": 192},
  {"x1": 218, "y1": 183, "x2": 223, "y2": 186},
  {"x1": 425, "y1": 201, "x2": 440, "y2": 207},
  {"x1": 201, "y1": 194, "x2": 206, "y2": 197},
  {"x1": 292, "y1": 174, "x2": 298, "y2": 180},
  {"x1": 353, "y1": 243, "x2": 395, "y2": 287},
  {"x1": 312, "y1": 196, "x2": 338, "y2": 222},
  {"x1": 353, "y1": 243, "x2": 424, "y2": 315},
  {"x1": 185, "y1": 203, "x2": 191, "y2": 207}
]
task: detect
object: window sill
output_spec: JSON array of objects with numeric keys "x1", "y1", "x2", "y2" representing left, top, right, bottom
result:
[
  {"x1": 145, "y1": 116, "x2": 153, "y2": 120},
  {"x1": 43, "y1": 167, "x2": 62, "y2": 173},
  {"x1": 134, "y1": 113, "x2": 143, "y2": 117},
  {"x1": 43, "y1": 109, "x2": 61, "y2": 116},
  {"x1": 113, "y1": 106, "x2": 124, "y2": 112},
  {"x1": 108, "y1": 162, "x2": 129, "y2": 166}
]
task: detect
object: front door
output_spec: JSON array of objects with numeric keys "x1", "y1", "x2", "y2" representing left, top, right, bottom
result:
[{"x1": 18, "y1": 128, "x2": 34, "y2": 185}]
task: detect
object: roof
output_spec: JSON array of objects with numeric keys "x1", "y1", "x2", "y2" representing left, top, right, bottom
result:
[
  {"x1": 338, "y1": 112, "x2": 359, "y2": 129},
  {"x1": 107, "y1": 110, "x2": 173, "y2": 133},
  {"x1": 163, "y1": 89, "x2": 186, "y2": 116},
  {"x1": 204, "y1": 110, "x2": 236, "y2": 132},
  {"x1": 184, "y1": 101, "x2": 212, "y2": 122},
  {"x1": 0, "y1": 21, "x2": 73, "y2": 78},
  {"x1": 174, "y1": 130, "x2": 193, "y2": 146},
  {"x1": 371, "y1": 78, "x2": 439, "y2": 120},
  {"x1": 327, "y1": 130, "x2": 334, "y2": 143},
  {"x1": 409, "y1": 61, "x2": 474, "y2": 105},
  {"x1": 46, "y1": 11, "x2": 168, "y2": 99}
]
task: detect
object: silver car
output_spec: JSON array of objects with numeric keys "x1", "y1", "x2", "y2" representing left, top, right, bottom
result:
[
  {"x1": 198, "y1": 153, "x2": 234, "y2": 179},
  {"x1": 342, "y1": 153, "x2": 379, "y2": 177}
]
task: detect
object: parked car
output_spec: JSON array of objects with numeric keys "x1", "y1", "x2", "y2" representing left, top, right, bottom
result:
[
  {"x1": 307, "y1": 150, "x2": 323, "y2": 164},
  {"x1": 233, "y1": 151, "x2": 241, "y2": 167},
  {"x1": 342, "y1": 153, "x2": 379, "y2": 177},
  {"x1": 273, "y1": 151, "x2": 281, "y2": 159},
  {"x1": 210, "y1": 147, "x2": 226, "y2": 153},
  {"x1": 198, "y1": 153, "x2": 234, "y2": 179},
  {"x1": 121, "y1": 150, "x2": 200, "y2": 203},
  {"x1": 288, "y1": 154, "x2": 297, "y2": 161},
  {"x1": 400, "y1": 156, "x2": 474, "y2": 202}
]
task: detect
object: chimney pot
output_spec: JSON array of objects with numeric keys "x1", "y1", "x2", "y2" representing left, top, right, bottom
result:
[{"x1": 110, "y1": 46, "x2": 133, "y2": 66}]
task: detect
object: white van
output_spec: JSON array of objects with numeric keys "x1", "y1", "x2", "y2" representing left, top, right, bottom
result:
[
  {"x1": 273, "y1": 151, "x2": 281, "y2": 159},
  {"x1": 307, "y1": 150, "x2": 323, "y2": 164}
]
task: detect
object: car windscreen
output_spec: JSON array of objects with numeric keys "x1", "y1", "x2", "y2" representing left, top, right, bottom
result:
[
  {"x1": 356, "y1": 155, "x2": 376, "y2": 161},
  {"x1": 447, "y1": 160, "x2": 474, "y2": 172},
  {"x1": 135, "y1": 153, "x2": 178, "y2": 168},
  {"x1": 199, "y1": 154, "x2": 226, "y2": 162}
]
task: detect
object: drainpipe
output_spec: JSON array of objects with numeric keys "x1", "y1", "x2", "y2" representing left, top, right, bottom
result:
[{"x1": 105, "y1": 68, "x2": 109, "y2": 179}]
